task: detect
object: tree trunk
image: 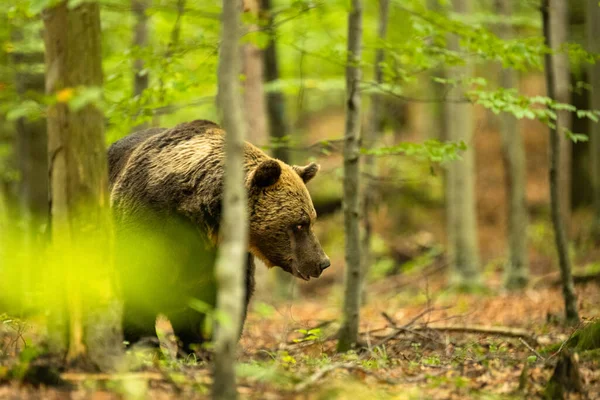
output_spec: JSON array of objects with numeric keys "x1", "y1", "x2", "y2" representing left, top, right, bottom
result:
[
  {"x1": 260, "y1": 0, "x2": 295, "y2": 295},
  {"x1": 361, "y1": 0, "x2": 389, "y2": 304},
  {"x1": 261, "y1": 0, "x2": 290, "y2": 164},
  {"x1": 10, "y1": 28, "x2": 49, "y2": 311},
  {"x1": 549, "y1": 0, "x2": 572, "y2": 230},
  {"x1": 337, "y1": 0, "x2": 363, "y2": 353},
  {"x1": 541, "y1": 0, "x2": 579, "y2": 324},
  {"x1": 426, "y1": 0, "x2": 446, "y2": 140},
  {"x1": 213, "y1": 0, "x2": 247, "y2": 398},
  {"x1": 43, "y1": 1, "x2": 122, "y2": 369},
  {"x1": 444, "y1": 0, "x2": 481, "y2": 289},
  {"x1": 152, "y1": 0, "x2": 185, "y2": 127},
  {"x1": 242, "y1": 0, "x2": 267, "y2": 145},
  {"x1": 132, "y1": 0, "x2": 150, "y2": 131},
  {"x1": 495, "y1": 0, "x2": 528, "y2": 290},
  {"x1": 588, "y1": 0, "x2": 600, "y2": 235}
]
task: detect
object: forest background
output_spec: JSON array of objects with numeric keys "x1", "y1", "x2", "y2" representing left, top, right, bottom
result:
[{"x1": 0, "y1": 0, "x2": 599, "y2": 398}]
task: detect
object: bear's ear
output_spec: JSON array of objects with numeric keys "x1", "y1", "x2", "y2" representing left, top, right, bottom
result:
[
  {"x1": 293, "y1": 162, "x2": 320, "y2": 183},
  {"x1": 252, "y1": 159, "x2": 282, "y2": 188}
]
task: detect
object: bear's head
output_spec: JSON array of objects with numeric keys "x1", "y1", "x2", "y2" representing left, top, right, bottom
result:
[{"x1": 247, "y1": 159, "x2": 330, "y2": 281}]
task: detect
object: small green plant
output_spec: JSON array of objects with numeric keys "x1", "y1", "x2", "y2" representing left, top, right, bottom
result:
[
  {"x1": 422, "y1": 355, "x2": 441, "y2": 367},
  {"x1": 293, "y1": 328, "x2": 323, "y2": 344}
]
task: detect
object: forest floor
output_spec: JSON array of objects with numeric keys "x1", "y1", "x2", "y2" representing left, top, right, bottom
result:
[{"x1": 1, "y1": 270, "x2": 599, "y2": 399}]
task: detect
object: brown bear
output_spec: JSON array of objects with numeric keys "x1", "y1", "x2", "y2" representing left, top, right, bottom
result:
[{"x1": 108, "y1": 119, "x2": 330, "y2": 354}]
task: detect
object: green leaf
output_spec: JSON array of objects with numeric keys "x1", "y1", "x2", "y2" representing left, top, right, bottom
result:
[
  {"x1": 29, "y1": 0, "x2": 59, "y2": 14},
  {"x1": 68, "y1": 86, "x2": 103, "y2": 112},
  {"x1": 6, "y1": 100, "x2": 43, "y2": 122}
]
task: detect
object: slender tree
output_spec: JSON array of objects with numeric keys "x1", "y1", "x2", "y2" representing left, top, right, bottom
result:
[
  {"x1": 541, "y1": 0, "x2": 579, "y2": 323},
  {"x1": 242, "y1": 0, "x2": 267, "y2": 145},
  {"x1": 338, "y1": 0, "x2": 363, "y2": 352},
  {"x1": 260, "y1": 0, "x2": 295, "y2": 295},
  {"x1": 213, "y1": 0, "x2": 247, "y2": 398},
  {"x1": 152, "y1": 0, "x2": 185, "y2": 127},
  {"x1": 10, "y1": 27, "x2": 48, "y2": 311},
  {"x1": 495, "y1": 0, "x2": 528, "y2": 289},
  {"x1": 549, "y1": 0, "x2": 572, "y2": 229},
  {"x1": 43, "y1": 0, "x2": 122, "y2": 369},
  {"x1": 261, "y1": 0, "x2": 290, "y2": 164},
  {"x1": 361, "y1": 0, "x2": 389, "y2": 302},
  {"x1": 426, "y1": 0, "x2": 445, "y2": 141},
  {"x1": 588, "y1": 0, "x2": 600, "y2": 236},
  {"x1": 444, "y1": 0, "x2": 481, "y2": 288},
  {"x1": 132, "y1": 0, "x2": 150, "y2": 131}
]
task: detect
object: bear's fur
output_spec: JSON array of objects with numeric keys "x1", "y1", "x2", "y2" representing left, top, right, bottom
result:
[{"x1": 108, "y1": 120, "x2": 329, "y2": 353}]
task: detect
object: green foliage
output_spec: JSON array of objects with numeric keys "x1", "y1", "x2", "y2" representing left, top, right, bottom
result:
[
  {"x1": 362, "y1": 140, "x2": 467, "y2": 163},
  {"x1": 293, "y1": 328, "x2": 323, "y2": 344}
]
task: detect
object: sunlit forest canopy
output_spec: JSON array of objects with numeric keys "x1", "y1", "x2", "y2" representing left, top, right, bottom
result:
[{"x1": 2, "y1": 0, "x2": 595, "y2": 152}]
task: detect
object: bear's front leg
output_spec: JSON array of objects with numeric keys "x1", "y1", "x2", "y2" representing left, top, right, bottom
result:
[
  {"x1": 122, "y1": 302, "x2": 159, "y2": 349},
  {"x1": 166, "y1": 308, "x2": 208, "y2": 358}
]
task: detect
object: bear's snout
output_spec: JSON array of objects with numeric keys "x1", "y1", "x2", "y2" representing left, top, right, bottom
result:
[{"x1": 319, "y1": 258, "x2": 331, "y2": 272}]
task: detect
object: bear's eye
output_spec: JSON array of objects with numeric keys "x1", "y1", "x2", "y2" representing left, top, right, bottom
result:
[{"x1": 294, "y1": 223, "x2": 307, "y2": 232}]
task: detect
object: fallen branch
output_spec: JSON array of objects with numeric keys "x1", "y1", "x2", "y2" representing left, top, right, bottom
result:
[
  {"x1": 61, "y1": 372, "x2": 165, "y2": 382},
  {"x1": 294, "y1": 362, "x2": 396, "y2": 392},
  {"x1": 532, "y1": 271, "x2": 600, "y2": 288},
  {"x1": 376, "y1": 311, "x2": 443, "y2": 347},
  {"x1": 414, "y1": 324, "x2": 537, "y2": 344}
]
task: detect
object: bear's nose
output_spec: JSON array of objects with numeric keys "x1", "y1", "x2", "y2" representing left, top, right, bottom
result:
[{"x1": 319, "y1": 258, "x2": 331, "y2": 271}]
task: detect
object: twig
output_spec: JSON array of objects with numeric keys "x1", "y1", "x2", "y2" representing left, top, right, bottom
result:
[
  {"x1": 376, "y1": 311, "x2": 441, "y2": 346},
  {"x1": 414, "y1": 324, "x2": 537, "y2": 344},
  {"x1": 294, "y1": 362, "x2": 396, "y2": 392},
  {"x1": 519, "y1": 337, "x2": 546, "y2": 362},
  {"x1": 61, "y1": 372, "x2": 165, "y2": 381},
  {"x1": 548, "y1": 324, "x2": 583, "y2": 360}
]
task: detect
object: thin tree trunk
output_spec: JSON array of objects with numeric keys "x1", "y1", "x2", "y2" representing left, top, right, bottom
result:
[
  {"x1": 541, "y1": 0, "x2": 579, "y2": 324},
  {"x1": 242, "y1": 0, "x2": 267, "y2": 145},
  {"x1": 549, "y1": 0, "x2": 572, "y2": 230},
  {"x1": 260, "y1": 0, "x2": 295, "y2": 295},
  {"x1": 152, "y1": 0, "x2": 185, "y2": 127},
  {"x1": 12, "y1": 35, "x2": 48, "y2": 235},
  {"x1": 261, "y1": 0, "x2": 290, "y2": 164},
  {"x1": 426, "y1": 0, "x2": 446, "y2": 140},
  {"x1": 495, "y1": 0, "x2": 528, "y2": 290},
  {"x1": 132, "y1": 0, "x2": 149, "y2": 131},
  {"x1": 43, "y1": 1, "x2": 122, "y2": 369},
  {"x1": 338, "y1": 0, "x2": 363, "y2": 353},
  {"x1": 11, "y1": 28, "x2": 49, "y2": 311},
  {"x1": 213, "y1": 0, "x2": 247, "y2": 398},
  {"x1": 361, "y1": 0, "x2": 389, "y2": 304},
  {"x1": 444, "y1": 0, "x2": 481, "y2": 288},
  {"x1": 588, "y1": 0, "x2": 600, "y2": 235}
]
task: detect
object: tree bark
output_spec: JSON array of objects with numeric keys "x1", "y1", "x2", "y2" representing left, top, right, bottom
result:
[
  {"x1": 444, "y1": 0, "x2": 481, "y2": 288},
  {"x1": 152, "y1": 0, "x2": 185, "y2": 127},
  {"x1": 361, "y1": 0, "x2": 389, "y2": 303},
  {"x1": 588, "y1": 0, "x2": 600, "y2": 235},
  {"x1": 261, "y1": 0, "x2": 290, "y2": 164},
  {"x1": 242, "y1": 0, "x2": 267, "y2": 145},
  {"x1": 10, "y1": 27, "x2": 49, "y2": 312},
  {"x1": 541, "y1": 0, "x2": 579, "y2": 324},
  {"x1": 213, "y1": 0, "x2": 247, "y2": 398},
  {"x1": 260, "y1": 0, "x2": 295, "y2": 295},
  {"x1": 43, "y1": 1, "x2": 122, "y2": 369},
  {"x1": 549, "y1": 0, "x2": 572, "y2": 230},
  {"x1": 495, "y1": 0, "x2": 528, "y2": 290},
  {"x1": 337, "y1": 0, "x2": 363, "y2": 353},
  {"x1": 426, "y1": 0, "x2": 446, "y2": 141},
  {"x1": 132, "y1": 0, "x2": 150, "y2": 131}
]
